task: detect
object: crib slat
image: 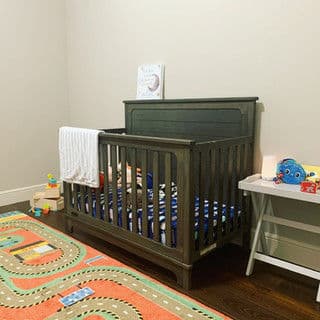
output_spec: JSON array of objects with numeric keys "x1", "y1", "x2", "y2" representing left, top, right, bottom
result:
[
  {"x1": 208, "y1": 147, "x2": 215, "y2": 244},
  {"x1": 243, "y1": 143, "x2": 249, "y2": 180},
  {"x1": 120, "y1": 147, "x2": 127, "y2": 229},
  {"x1": 243, "y1": 143, "x2": 252, "y2": 246},
  {"x1": 225, "y1": 146, "x2": 232, "y2": 235},
  {"x1": 175, "y1": 153, "x2": 183, "y2": 250},
  {"x1": 216, "y1": 148, "x2": 224, "y2": 246},
  {"x1": 72, "y1": 184, "x2": 78, "y2": 209},
  {"x1": 152, "y1": 151, "x2": 160, "y2": 242},
  {"x1": 111, "y1": 145, "x2": 118, "y2": 226},
  {"x1": 131, "y1": 148, "x2": 138, "y2": 233},
  {"x1": 103, "y1": 144, "x2": 109, "y2": 221},
  {"x1": 222, "y1": 147, "x2": 230, "y2": 236},
  {"x1": 63, "y1": 181, "x2": 72, "y2": 211},
  {"x1": 235, "y1": 144, "x2": 241, "y2": 213},
  {"x1": 239, "y1": 144, "x2": 246, "y2": 235},
  {"x1": 165, "y1": 153, "x2": 172, "y2": 247},
  {"x1": 80, "y1": 185, "x2": 86, "y2": 214},
  {"x1": 239, "y1": 144, "x2": 245, "y2": 228},
  {"x1": 199, "y1": 150, "x2": 206, "y2": 249},
  {"x1": 232, "y1": 145, "x2": 239, "y2": 231},
  {"x1": 141, "y1": 150, "x2": 148, "y2": 237},
  {"x1": 88, "y1": 187, "x2": 93, "y2": 217},
  {"x1": 95, "y1": 187, "x2": 101, "y2": 218}
]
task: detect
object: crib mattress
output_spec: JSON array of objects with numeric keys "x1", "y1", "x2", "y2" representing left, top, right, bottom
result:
[{"x1": 76, "y1": 185, "x2": 240, "y2": 246}]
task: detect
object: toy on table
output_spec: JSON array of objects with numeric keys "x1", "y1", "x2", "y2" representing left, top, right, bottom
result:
[
  {"x1": 302, "y1": 164, "x2": 320, "y2": 183},
  {"x1": 273, "y1": 159, "x2": 320, "y2": 193},
  {"x1": 300, "y1": 165, "x2": 320, "y2": 194},
  {"x1": 273, "y1": 159, "x2": 306, "y2": 185},
  {"x1": 300, "y1": 181, "x2": 319, "y2": 194}
]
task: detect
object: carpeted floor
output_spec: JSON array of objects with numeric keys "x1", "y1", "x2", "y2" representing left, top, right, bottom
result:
[{"x1": 0, "y1": 211, "x2": 231, "y2": 320}]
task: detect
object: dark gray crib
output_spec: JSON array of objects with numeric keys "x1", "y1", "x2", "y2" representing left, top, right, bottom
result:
[{"x1": 62, "y1": 97, "x2": 258, "y2": 289}]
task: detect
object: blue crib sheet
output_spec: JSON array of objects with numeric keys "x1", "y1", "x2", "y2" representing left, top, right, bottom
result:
[{"x1": 76, "y1": 186, "x2": 240, "y2": 246}]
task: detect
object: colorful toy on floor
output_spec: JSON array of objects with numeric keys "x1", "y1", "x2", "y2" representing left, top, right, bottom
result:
[
  {"x1": 34, "y1": 208, "x2": 42, "y2": 217},
  {"x1": 42, "y1": 204, "x2": 50, "y2": 214},
  {"x1": 45, "y1": 173, "x2": 61, "y2": 198},
  {"x1": 30, "y1": 174, "x2": 64, "y2": 214},
  {"x1": 47, "y1": 173, "x2": 57, "y2": 188},
  {"x1": 60, "y1": 287, "x2": 94, "y2": 307}
]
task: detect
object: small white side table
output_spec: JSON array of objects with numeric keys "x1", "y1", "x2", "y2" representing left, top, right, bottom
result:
[{"x1": 239, "y1": 174, "x2": 320, "y2": 303}]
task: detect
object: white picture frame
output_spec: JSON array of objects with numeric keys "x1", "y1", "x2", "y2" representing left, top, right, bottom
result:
[{"x1": 136, "y1": 64, "x2": 164, "y2": 99}]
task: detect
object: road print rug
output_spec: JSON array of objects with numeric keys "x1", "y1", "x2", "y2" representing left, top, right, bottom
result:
[{"x1": 0, "y1": 211, "x2": 231, "y2": 320}]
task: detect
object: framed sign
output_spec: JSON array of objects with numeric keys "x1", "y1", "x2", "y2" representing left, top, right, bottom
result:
[{"x1": 136, "y1": 64, "x2": 164, "y2": 99}]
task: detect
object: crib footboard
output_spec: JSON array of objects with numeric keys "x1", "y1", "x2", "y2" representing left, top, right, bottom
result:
[{"x1": 191, "y1": 136, "x2": 254, "y2": 262}]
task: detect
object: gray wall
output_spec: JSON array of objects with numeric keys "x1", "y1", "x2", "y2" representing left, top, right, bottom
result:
[
  {"x1": 0, "y1": 1, "x2": 318, "y2": 268},
  {"x1": 65, "y1": 0, "x2": 320, "y2": 268},
  {"x1": 0, "y1": 0, "x2": 69, "y2": 191},
  {"x1": 66, "y1": 0, "x2": 320, "y2": 166}
]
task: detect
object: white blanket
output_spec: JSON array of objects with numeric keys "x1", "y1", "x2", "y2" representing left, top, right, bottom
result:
[{"x1": 59, "y1": 127, "x2": 102, "y2": 188}]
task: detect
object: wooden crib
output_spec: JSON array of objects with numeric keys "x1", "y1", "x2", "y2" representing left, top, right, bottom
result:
[{"x1": 62, "y1": 97, "x2": 258, "y2": 289}]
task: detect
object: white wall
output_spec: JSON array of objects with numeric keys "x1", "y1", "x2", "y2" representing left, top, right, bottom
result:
[
  {"x1": 0, "y1": 1, "x2": 68, "y2": 196},
  {"x1": 66, "y1": 0, "x2": 320, "y2": 168},
  {"x1": 65, "y1": 0, "x2": 320, "y2": 268},
  {"x1": 0, "y1": 0, "x2": 318, "y2": 268}
]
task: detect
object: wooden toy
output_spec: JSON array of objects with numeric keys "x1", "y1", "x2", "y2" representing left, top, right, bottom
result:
[
  {"x1": 42, "y1": 204, "x2": 50, "y2": 214},
  {"x1": 34, "y1": 208, "x2": 42, "y2": 217},
  {"x1": 47, "y1": 173, "x2": 58, "y2": 188},
  {"x1": 44, "y1": 185, "x2": 60, "y2": 199}
]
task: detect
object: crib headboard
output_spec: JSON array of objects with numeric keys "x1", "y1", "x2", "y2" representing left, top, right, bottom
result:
[{"x1": 124, "y1": 97, "x2": 258, "y2": 142}]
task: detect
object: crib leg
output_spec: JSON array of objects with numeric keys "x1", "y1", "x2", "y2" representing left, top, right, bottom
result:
[
  {"x1": 64, "y1": 216, "x2": 73, "y2": 234},
  {"x1": 176, "y1": 267, "x2": 192, "y2": 290}
]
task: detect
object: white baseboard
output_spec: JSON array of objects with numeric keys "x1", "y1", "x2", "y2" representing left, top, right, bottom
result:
[
  {"x1": 0, "y1": 184, "x2": 47, "y2": 207},
  {"x1": 252, "y1": 229, "x2": 320, "y2": 272}
]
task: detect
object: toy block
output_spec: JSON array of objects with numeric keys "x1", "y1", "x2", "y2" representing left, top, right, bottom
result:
[
  {"x1": 33, "y1": 192, "x2": 45, "y2": 200},
  {"x1": 301, "y1": 181, "x2": 317, "y2": 194},
  {"x1": 30, "y1": 197, "x2": 64, "y2": 211},
  {"x1": 44, "y1": 184, "x2": 61, "y2": 199},
  {"x1": 34, "y1": 208, "x2": 42, "y2": 217}
]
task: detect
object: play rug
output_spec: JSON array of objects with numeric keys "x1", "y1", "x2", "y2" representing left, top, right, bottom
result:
[{"x1": 0, "y1": 211, "x2": 231, "y2": 320}]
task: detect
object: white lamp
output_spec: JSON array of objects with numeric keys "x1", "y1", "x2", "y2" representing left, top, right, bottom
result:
[{"x1": 261, "y1": 155, "x2": 277, "y2": 181}]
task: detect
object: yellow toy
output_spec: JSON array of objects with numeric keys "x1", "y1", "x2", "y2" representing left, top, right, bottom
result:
[
  {"x1": 302, "y1": 165, "x2": 320, "y2": 183},
  {"x1": 42, "y1": 204, "x2": 50, "y2": 215}
]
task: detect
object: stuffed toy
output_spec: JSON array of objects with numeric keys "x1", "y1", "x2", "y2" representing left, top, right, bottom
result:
[
  {"x1": 100, "y1": 163, "x2": 153, "y2": 189},
  {"x1": 274, "y1": 158, "x2": 306, "y2": 184}
]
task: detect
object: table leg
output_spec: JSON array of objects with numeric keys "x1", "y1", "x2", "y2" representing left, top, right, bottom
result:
[
  {"x1": 251, "y1": 193, "x2": 268, "y2": 253},
  {"x1": 317, "y1": 284, "x2": 320, "y2": 303},
  {"x1": 246, "y1": 194, "x2": 269, "y2": 276}
]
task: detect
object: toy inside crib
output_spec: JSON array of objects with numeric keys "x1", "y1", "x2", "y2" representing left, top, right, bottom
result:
[{"x1": 99, "y1": 164, "x2": 153, "y2": 190}]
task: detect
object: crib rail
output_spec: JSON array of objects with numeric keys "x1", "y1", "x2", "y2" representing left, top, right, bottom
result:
[
  {"x1": 63, "y1": 132, "x2": 253, "y2": 266},
  {"x1": 193, "y1": 136, "x2": 253, "y2": 259}
]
